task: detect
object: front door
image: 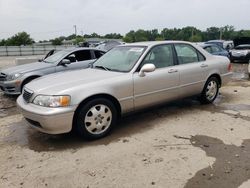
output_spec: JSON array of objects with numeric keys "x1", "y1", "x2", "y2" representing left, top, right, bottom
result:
[{"x1": 56, "y1": 50, "x2": 95, "y2": 72}]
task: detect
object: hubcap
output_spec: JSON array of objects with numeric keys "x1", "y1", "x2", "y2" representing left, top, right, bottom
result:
[
  {"x1": 84, "y1": 104, "x2": 112, "y2": 135},
  {"x1": 206, "y1": 80, "x2": 218, "y2": 101}
]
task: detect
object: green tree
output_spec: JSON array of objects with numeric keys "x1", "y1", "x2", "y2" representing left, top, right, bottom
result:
[
  {"x1": 123, "y1": 30, "x2": 136, "y2": 42},
  {"x1": 5, "y1": 32, "x2": 33, "y2": 46},
  {"x1": 0, "y1": 39, "x2": 6, "y2": 46},
  {"x1": 203, "y1": 27, "x2": 220, "y2": 41},
  {"x1": 73, "y1": 36, "x2": 85, "y2": 45},
  {"x1": 66, "y1": 34, "x2": 76, "y2": 40},
  {"x1": 90, "y1": 33, "x2": 101, "y2": 38},
  {"x1": 51, "y1": 38, "x2": 63, "y2": 45},
  {"x1": 161, "y1": 28, "x2": 181, "y2": 40},
  {"x1": 220, "y1": 25, "x2": 235, "y2": 40},
  {"x1": 134, "y1": 29, "x2": 148, "y2": 42},
  {"x1": 104, "y1": 33, "x2": 123, "y2": 39},
  {"x1": 145, "y1": 29, "x2": 160, "y2": 41}
]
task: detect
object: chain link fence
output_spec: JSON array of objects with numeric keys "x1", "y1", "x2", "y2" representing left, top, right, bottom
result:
[{"x1": 0, "y1": 45, "x2": 75, "y2": 56}]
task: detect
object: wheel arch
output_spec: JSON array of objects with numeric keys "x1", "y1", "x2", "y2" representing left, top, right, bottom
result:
[
  {"x1": 206, "y1": 73, "x2": 222, "y2": 87},
  {"x1": 73, "y1": 93, "x2": 122, "y2": 126},
  {"x1": 21, "y1": 75, "x2": 41, "y2": 90}
]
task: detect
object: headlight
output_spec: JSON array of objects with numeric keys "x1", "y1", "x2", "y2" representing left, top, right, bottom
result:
[
  {"x1": 33, "y1": 95, "x2": 71, "y2": 107},
  {"x1": 241, "y1": 50, "x2": 249, "y2": 55},
  {"x1": 7, "y1": 73, "x2": 22, "y2": 80}
]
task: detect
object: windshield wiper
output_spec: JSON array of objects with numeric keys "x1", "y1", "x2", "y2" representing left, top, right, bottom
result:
[{"x1": 94, "y1": 65, "x2": 110, "y2": 71}]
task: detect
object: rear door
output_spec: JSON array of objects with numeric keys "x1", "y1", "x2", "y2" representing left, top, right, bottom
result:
[
  {"x1": 174, "y1": 43, "x2": 208, "y2": 98},
  {"x1": 133, "y1": 44, "x2": 180, "y2": 110}
]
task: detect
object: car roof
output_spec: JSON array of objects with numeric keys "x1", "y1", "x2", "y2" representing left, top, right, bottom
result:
[
  {"x1": 63, "y1": 47, "x2": 105, "y2": 53},
  {"x1": 120, "y1": 41, "x2": 193, "y2": 48},
  {"x1": 201, "y1": 43, "x2": 222, "y2": 48},
  {"x1": 206, "y1": 40, "x2": 225, "y2": 43},
  {"x1": 236, "y1": 44, "x2": 250, "y2": 47}
]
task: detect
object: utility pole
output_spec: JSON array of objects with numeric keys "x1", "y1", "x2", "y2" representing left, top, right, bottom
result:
[
  {"x1": 191, "y1": 28, "x2": 194, "y2": 42},
  {"x1": 73, "y1": 25, "x2": 77, "y2": 36},
  {"x1": 220, "y1": 28, "x2": 223, "y2": 40}
]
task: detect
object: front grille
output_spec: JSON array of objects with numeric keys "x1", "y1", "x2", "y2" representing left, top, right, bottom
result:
[
  {"x1": 0, "y1": 72, "x2": 7, "y2": 81},
  {"x1": 23, "y1": 89, "x2": 33, "y2": 103}
]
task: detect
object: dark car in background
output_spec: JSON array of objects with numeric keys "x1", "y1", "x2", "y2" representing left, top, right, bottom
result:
[
  {"x1": 95, "y1": 41, "x2": 125, "y2": 51},
  {"x1": 230, "y1": 44, "x2": 250, "y2": 63},
  {"x1": 201, "y1": 44, "x2": 230, "y2": 58},
  {"x1": 205, "y1": 40, "x2": 234, "y2": 51}
]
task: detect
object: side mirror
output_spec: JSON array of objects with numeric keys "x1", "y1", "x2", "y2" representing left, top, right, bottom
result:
[
  {"x1": 61, "y1": 59, "x2": 71, "y2": 66},
  {"x1": 88, "y1": 62, "x2": 94, "y2": 68},
  {"x1": 139, "y1": 64, "x2": 156, "y2": 77}
]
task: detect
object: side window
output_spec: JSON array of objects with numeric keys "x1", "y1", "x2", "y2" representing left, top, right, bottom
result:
[
  {"x1": 204, "y1": 46, "x2": 212, "y2": 53},
  {"x1": 175, "y1": 44, "x2": 203, "y2": 64},
  {"x1": 64, "y1": 53, "x2": 76, "y2": 63},
  {"x1": 211, "y1": 46, "x2": 221, "y2": 53},
  {"x1": 75, "y1": 50, "x2": 92, "y2": 61},
  {"x1": 141, "y1": 45, "x2": 174, "y2": 69},
  {"x1": 94, "y1": 50, "x2": 105, "y2": 59},
  {"x1": 197, "y1": 51, "x2": 205, "y2": 61}
]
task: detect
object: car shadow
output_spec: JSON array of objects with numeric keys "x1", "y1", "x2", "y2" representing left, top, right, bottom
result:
[
  {"x1": 2, "y1": 98, "x2": 203, "y2": 152},
  {"x1": 2, "y1": 93, "x2": 238, "y2": 152}
]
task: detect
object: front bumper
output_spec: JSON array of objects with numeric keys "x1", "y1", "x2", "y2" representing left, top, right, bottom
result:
[
  {"x1": 0, "y1": 80, "x2": 22, "y2": 95},
  {"x1": 230, "y1": 55, "x2": 250, "y2": 63},
  {"x1": 17, "y1": 96, "x2": 77, "y2": 134}
]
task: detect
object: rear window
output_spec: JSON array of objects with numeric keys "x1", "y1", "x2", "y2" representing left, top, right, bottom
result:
[{"x1": 174, "y1": 44, "x2": 205, "y2": 64}]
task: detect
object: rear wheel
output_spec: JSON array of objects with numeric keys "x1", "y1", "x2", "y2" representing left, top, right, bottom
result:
[
  {"x1": 200, "y1": 77, "x2": 219, "y2": 104},
  {"x1": 75, "y1": 98, "x2": 117, "y2": 140}
]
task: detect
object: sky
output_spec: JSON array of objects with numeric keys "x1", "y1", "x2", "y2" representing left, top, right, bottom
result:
[{"x1": 0, "y1": 0, "x2": 249, "y2": 41}]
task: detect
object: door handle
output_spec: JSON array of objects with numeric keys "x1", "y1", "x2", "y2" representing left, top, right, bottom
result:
[
  {"x1": 168, "y1": 69, "x2": 178, "y2": 73},
  {"x1": 200, "y1": 64, "x2": 208, "y2": 68}
]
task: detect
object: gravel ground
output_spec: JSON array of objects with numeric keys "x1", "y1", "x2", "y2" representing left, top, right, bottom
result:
[{"x1": 0, "y1": 58, "x2": 250, "y2": 188}]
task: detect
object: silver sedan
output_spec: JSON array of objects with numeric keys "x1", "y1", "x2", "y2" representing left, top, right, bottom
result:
[
  {"x1": 0, "y1": 48, "x2": 105, "y2": 95},
  {"x1": 17, "y1": 41, "x2": 232, "y2": 140}
]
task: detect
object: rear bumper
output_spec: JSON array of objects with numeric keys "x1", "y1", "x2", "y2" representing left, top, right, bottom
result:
[
  {"x1": 221, "y1": 72, "x2": 233, "y2": 86},
  {"x1": 0, "y1": 80, "x2": 22, "y2": 95},
  {"x1": 17, "y1": 96, "x2": 77, "y2": 134}
]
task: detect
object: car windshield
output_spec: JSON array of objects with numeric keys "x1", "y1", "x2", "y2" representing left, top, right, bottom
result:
[
  {"x1": 43, "y1": 50, "x2": 71, "y2": 64},
  {"x1": 93, "y1": 46, "x2": 146, "y2": 72}
]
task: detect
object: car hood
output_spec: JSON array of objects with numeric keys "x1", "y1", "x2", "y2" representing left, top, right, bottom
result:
[
  {"x1": 1, "y1": 62, "x2": 54, "y2": 75},
  {"x1": 25, "y1": 68, "x2": 123, "y2": 94}
]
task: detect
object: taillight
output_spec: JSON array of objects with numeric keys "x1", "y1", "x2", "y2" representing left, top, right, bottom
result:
[{"x1": 228, "y1": 63, "x2": 232, "y2": 72}]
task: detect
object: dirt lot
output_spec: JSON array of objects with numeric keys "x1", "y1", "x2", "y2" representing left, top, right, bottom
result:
[{"x1": 0, "y1": 59, "x2": 250, "y2": 188}]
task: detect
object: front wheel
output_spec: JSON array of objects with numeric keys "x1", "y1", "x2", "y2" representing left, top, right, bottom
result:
[
  {"x1": 74, "y1": 98, "x2": 117, "y2": 140},
  {"x1": 200, "y1": 77, "x2": 219, "y2": 104}
]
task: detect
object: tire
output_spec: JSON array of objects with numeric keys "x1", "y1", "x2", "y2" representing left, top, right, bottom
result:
[
  {"x1": 200, "y1": 77, "x2": 219, "y2": 104},
  {"x1": 75, "y1": 98, "x2": 117, "y2": 140}
]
